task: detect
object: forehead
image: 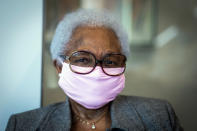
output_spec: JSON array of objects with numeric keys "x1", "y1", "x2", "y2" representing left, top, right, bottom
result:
[{"x1": 65, "y1": 26, "x2": 122, "y2": 57}]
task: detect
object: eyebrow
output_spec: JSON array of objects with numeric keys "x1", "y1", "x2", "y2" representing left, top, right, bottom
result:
[{"x1": 76, "y1": 49, "x2": 122, "y2": 59}]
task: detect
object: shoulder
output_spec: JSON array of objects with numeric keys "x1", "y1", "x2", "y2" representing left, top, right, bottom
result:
[
  {"x1": 114, "y1": 95, "x2": 171, "y2": 113},
  {"x1": 114, "y1": 95, "x2": 171, "y2": 117},
  {"x1": 116, "y1": 95, "x2": 167, "y2": 106},
  {"x1": 114, "y1": 95, "x2": 183, "y2": 130},
  {"x1": 6, "y1": 102, "x2": 66, "y2": 131},
  {"x1": 15, "y1": 102, "x2": 66, "y2": 120}
]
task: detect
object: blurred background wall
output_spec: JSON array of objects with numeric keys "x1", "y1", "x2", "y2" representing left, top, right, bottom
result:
[
  {"x1": 124, "y1": 1, "x2": 197, "y2": 131},
  {"x1": 42, "y1": 0, "x2": 197, "y2": 131},
  {"x1": 0, "y1": 0, "x2": 42, "y2": 130}
]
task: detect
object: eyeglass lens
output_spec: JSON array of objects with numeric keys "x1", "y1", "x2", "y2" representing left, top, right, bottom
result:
[
  {"x1": 68, "y1": 51, "x2": 126, "y2": 75},
  {"x1": 69, "y1": 51, "x2": 95, "y2": 73},
  {"x1": 102, "y1": 54, "x2": 126, "y2": 75}
]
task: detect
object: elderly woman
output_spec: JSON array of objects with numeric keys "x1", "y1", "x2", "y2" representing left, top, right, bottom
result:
[{"x1": 6, "y1": 9, "x2": 183, "y2": 131}]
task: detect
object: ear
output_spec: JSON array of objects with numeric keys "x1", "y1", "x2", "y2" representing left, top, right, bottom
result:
[{"x1": 53, "y1": 60, "x2": 62, "y2": 73}]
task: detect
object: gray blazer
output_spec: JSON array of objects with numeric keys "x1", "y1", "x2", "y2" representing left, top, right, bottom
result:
[{"x1": 6, "y1": 95, "x2": 183, "y2": 131}]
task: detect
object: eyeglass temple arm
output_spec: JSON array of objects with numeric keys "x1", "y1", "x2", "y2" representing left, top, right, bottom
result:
[{"x1": 59, "y1": 55, "x2": 69, "y2": 61}]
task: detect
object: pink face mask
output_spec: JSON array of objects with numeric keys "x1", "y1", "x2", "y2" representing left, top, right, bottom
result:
[{"x1": 58, "y1": 63, "x2": 125, "y2": 109}]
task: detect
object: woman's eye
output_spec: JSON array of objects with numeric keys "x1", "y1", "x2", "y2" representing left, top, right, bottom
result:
[{"x1": 75, "y1": 58, "x2": 89, "y2": 63}]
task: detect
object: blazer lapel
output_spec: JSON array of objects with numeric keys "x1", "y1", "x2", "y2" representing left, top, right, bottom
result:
[
  {"x1": 40, "y1": 98, "x2": 71, "y2": 131},
  {"x1": 110, "y1": 96, "x2": 145, "y2": 131}
]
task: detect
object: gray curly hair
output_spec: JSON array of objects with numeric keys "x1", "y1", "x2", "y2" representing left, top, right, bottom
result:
[{"x1": 50, "y1": 9, "x2": 130, "y2": 60}]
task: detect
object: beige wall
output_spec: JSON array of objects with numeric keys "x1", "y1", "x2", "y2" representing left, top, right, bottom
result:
[{"x1": 122, "y1": 1, "x2": 197, "y2": 130}]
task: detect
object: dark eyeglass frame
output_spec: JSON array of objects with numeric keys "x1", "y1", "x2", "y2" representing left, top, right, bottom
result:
[{"x1": 60, "y1": 50, "x2": 127, "y2": 76}]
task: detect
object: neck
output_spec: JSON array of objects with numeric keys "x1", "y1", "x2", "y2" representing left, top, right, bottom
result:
[{"x1": 69, "y1": 98, "x2": 110, "y2": 120}]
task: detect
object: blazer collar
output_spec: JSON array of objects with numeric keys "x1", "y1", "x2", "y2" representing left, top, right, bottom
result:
[
  {"x1": 110, "y1": 96, "x2": 145, "y2": 130},
  {"x1": 41, "y1": 97, "x2": 72, "y2": 131},
  {"x1": 43, "y1": 96, "x2": 145, "y2": 131}
]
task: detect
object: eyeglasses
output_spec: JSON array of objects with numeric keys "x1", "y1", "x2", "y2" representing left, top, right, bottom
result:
[{"x1": 60, "y1": 51, "x2": 127, "y2": 76}]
